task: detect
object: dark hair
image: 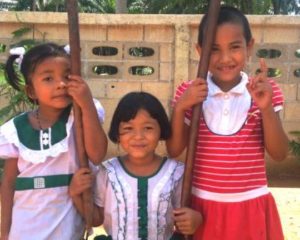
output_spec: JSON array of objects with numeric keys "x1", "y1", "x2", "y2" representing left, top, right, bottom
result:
[
  {"x1": 5, "y1": 42, "x2": 69, "y2": 93},
  {"x1": 109, "y1": 91, "x2": 171, "y2": 143},
  {"x1": 198, "y1": 6, "x2": 252, "y2": 47}
]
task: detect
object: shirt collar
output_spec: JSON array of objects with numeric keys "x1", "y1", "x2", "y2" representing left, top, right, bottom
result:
[{"x1": 207, "y1": 71, "x2": 248, "y2": 97}]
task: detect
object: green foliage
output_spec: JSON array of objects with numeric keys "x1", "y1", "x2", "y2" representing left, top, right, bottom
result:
[
  {"x1": 78, "y1": 0, "x2": 115, "y2": 13},
  {"x1": 11, "y1": 27, "x2": 32, "y2": 38},
  {"x1": 289, "y1": 131, "x2": 300, "y2": 162},
  {"x1": 0, "y1": 19, "x2": 46, "y2": 125},
  {"x1": 1, "y1": 0, "x2": 299, "y2": 14},
  {"x1": 125, "y1": 0, "x2": 298, "y2": 14},
  {"x1": 0, "y1": 62, "x2": 33, "y2": 125}
]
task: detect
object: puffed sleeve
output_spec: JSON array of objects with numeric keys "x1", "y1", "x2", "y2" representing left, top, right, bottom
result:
[
  {"x1": 0, "y1": 119, "x2": 19, "y2": 159},
  {"x1": 171, "y1": 160, "x2": 184, "y2": 209},
  {"x1": 269, "y1": 79, "x2": 284, "y2": 112},
  {"x1": 94, "y1": 165, "x2": 108, "y2": 207},
  {"x1": 172, "y1": 176, "x2": 183, "y2": 209},
  {"x1": 172, "y1": 81, "x2": 193, "y2": 125},
  {"x1": 93, "y1": 98, "x2": 105, "y2": 124}
]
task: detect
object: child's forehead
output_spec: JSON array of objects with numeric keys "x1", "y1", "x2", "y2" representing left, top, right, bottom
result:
[
  {"x1": 121, "y1": 109, "x2": 157, "y2": 123},
  {"x1": 217, "y1": 22, "x2": 244, "y2": 31},
  {"x1": 215, "y1": 23, "x2": 245, "y2": 40},
  {"x1": 35, "y1": 56, "x2": 70, "y2": 70}
]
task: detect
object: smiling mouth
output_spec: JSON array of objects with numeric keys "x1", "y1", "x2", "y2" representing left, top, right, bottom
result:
[
  {"x1": 131, "y1": 144, "x2": 146, "y2": 148},
  {"x1": 219, "y1": 65, "x2": 236, "y2": 71}
]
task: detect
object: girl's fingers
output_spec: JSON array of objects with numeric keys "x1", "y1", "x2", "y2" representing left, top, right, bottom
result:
[
  {"x1": 259, "y1": 58, "x2": 268, "y2": 78},
  {"x1": 173, "y1": 208, "x2": 185, "y2": 215},
  {"x1": 67, "y1": 74, "x2": 84, "y2": 82},
  {"x1": 78, "y1": 167, "x2": 91, "y2": 174},
  {"x1": 191, "y1": 78, "x2": 206, "y2": 86},
  {"x1": 248, "y1": 59, "x2": 268, "y2": 91}
]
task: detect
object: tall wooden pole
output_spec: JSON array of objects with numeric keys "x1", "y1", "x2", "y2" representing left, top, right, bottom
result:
[
  {"x1": 180, "y1": 0, "x2": 221, "y2": 239},
  {"x1": 66, "y1": 0, "x2": 93, "y2": 236}
]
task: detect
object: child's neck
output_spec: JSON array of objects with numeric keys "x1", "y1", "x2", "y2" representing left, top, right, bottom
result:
[
  {"x1": 121, "y1": 154, "x2": 163, "y2": 177},
  {"x1": 212, "y1": 76, "x2": 242, "y2": 92},
  {"x1": 30, "y1": 107, "x2": 64, "y2": 130}
]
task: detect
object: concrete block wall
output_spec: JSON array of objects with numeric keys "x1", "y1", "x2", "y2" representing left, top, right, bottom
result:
[{"x1": 0, "y1": 12, "x2": 299, "y2": 179}]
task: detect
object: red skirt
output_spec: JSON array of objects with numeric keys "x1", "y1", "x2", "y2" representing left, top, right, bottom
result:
[{"x1": 192, "y1": 193, "x2": 284, "y2": 240}]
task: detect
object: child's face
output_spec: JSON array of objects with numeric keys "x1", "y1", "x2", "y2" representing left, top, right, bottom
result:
[
  {"x1": 200, "y1": 23, "x2": 254, "y2": 91},
  {"x1": 27, "y1": 56, "x2": 72, "y2": 109},
  {"x1": 118, "y1": 109, "x2": 161, "y2": 162}
]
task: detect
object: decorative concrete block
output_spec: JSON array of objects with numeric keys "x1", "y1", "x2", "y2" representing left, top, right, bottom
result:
[
  {"x1": 160, "y1": 43, "x2": 174, "y2": 62},
  {"x1": 159, "y1": 62, "x2": 173, "y2": 82},
  {"x1": 141, "y1": 82, "x2": 171, "y2": 100},
  {"x1": 106, "y1": 81, "x2": 142, "y2": 99},
  {"x1": 278, "y1": 83, "x2": 298, "y2": 102},
  {"x1": 123, "y1": 61, "x2": 158, "y2": 81},
  {"x1": 85, "y1": 41, "x2": 123, "y2": 60},
  {"x1": 284, "y1": 102, "x2": 300, "y2": 120},
  {"x1": 86, "y1": 79, "x2": 106, "y2": 98},
  {"x1": 124, "y1": 42, "x2": 159, "y2": 61}
]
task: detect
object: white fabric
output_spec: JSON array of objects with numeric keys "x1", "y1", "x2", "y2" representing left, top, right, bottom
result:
[
  {"x1": 0, "y1": 98, "x2": 105, "y2": 164},
  {"x1": 64, "y1": 44, "x2": 70, "y2": 54},
  {"x1": 94, "y1": 157, "x2": 184, "y2": 240},
  {"x1": 203, "y1": 72, "x2": 251, "y2": 135},
  {"x1": 186, "y1": 72, "x2": 282, "y2": 135},
  {"x1": 0, "y1": 99, "x2": 105, "y2": 240},
  {"x1": 9, "y1": 46, "x2": 25, "y2": 66},
  {"x1": 192, "y1": 185, "x2": 269, "y2": 202},
  {"x1": 0, "y1": 113, "x2": 72, "y2": 164}
]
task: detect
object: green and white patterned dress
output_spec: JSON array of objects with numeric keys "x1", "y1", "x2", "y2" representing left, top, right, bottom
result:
[
  {"x1": 0, "y1": 100, "x2": 104, "y2": 240},
  {"x1": 94, "y1": 157, "x2": 184, "y2": 240}
]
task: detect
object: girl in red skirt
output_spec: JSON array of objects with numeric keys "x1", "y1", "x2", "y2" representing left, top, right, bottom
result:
[{"x1": 167, "y1": 6, "x2": 289, "y2": 240}]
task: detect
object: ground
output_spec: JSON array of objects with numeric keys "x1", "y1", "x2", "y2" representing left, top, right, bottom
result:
[{"x1": 270, "y1": 188, "x2": 300, "y2": 240}]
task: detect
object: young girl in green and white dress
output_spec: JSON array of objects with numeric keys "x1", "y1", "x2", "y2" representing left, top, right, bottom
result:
[
  {"x1": 70, "y1": 92, "x2": 202, "y2": 240},
  {"x1": 0, "y1": 43, "x2": 107, "y2": 240}
]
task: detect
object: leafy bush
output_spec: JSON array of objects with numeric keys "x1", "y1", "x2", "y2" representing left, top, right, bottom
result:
[
  {"x1": 0, "y1": 68, "x2": 33, "y2": 125},
  {"x1": 0, "y1": 22, "x2": 47, "y2": 124},
  {"x1": 289, "y1": 131, "x2": 300, "y2": 161}
]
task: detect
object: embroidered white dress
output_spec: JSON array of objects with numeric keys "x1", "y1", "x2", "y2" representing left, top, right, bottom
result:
[
  {"x1": 0, "y1": 100, "x2": 105, "y2": 240},
  {"x1": 94, "y1": 157, "x2": 184, "y2": 240}
]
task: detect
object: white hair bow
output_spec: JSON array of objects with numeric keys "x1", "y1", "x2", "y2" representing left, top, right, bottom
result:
[
  {"x1": 64, "y1": 44, "x2": 70, "y2": 54},
  {"x1": 9, "y1": 46, "x2": 26, "y2": 67}
]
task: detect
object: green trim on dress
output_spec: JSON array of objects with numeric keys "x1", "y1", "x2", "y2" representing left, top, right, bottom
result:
[
  {"x1": 13, "y1": 106, "x2": 71, "y2": 150},
  {"x1": 117, "y1": 156, "x2": 167, "y2": 178},
  {"x1": 117, "y1": 156, "x2": 168, "y2": 239},
  {"x1": 138, "y1": 177, "x2": 148, "y2": 240}
]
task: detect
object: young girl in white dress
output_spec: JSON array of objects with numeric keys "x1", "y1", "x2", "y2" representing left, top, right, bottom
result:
[
  {"x1": 70, "y1": 92, "x2": 202, "y2": 240},
  {"x1": 0, "y1": 42, "x2": 107, "y2": 240}
]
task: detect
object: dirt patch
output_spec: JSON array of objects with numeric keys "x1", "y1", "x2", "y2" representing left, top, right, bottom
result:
[{"x1": 270, "y1": 188, "x2": 300, "y2": 240}]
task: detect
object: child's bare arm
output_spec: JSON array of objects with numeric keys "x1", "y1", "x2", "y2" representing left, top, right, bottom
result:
[
  {"x1": 247, "y1": 59, "x2": 289, "y2": 161},
  {"x1": 69, "y1": 168, "x2": 104, "y2": 226},
  {"x1": 167, "y1": 78, "x2": 207, "y2": 157},
  {"x1": 81, "y1": 98, "x2": 107, "y2": 164},
  {"x1": 173, "y1": 207, "x2": 203, "y2": 235},
  {"x1": 67, "y1": 75, "x2": 107, "y2": 164},
  {"x1": 262, "y1": 110, "x2": 289, "y2": 161},
  {"x1": 166, "y1": 104, "x2": 190, "y2": 157},
  {"x1": 1, "y1": 158, "x2": 18, "y2": 240}
]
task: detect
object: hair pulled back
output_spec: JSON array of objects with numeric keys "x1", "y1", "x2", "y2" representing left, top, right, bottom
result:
[{"x1": 5, "y1": 42, "x2": 69, "y2": 92}]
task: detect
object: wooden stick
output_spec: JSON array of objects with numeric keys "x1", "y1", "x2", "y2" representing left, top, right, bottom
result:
[
  {"x1": 66, "y1": 0, "x2": 93, "y2": 235},
  {"x1": 180, "y1": 0, "x2": 221, "y2": 239}
]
